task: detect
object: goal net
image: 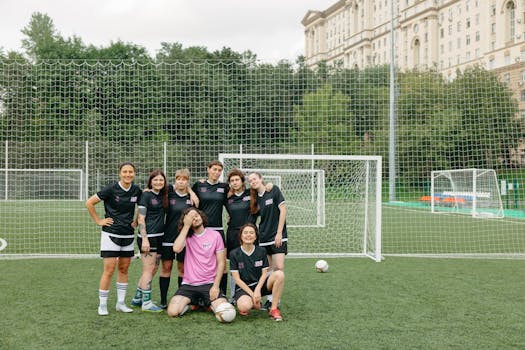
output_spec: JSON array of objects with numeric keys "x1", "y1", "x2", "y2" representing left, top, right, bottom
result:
[
  {"x1": 219, "y1": 153, "x2": 382, "y2": 261},
  {"x1": 431, "y1": 169, "x2": 504, "y2": 218},
  {"x1": 234, "y1": 168, "x2": 325, "y2": 228}
]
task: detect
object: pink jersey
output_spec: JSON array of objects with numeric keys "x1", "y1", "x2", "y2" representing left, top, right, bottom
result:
[{"x1": 183, "y1": 228, "x2": 225, "y2": 285}]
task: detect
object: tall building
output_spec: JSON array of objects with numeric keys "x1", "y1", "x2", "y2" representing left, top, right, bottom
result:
[
  {"x1": 302, "y1": 0, "x2": 523, "y2": 77},
  {"x1": 302, "y1": 0, "x2": 525, "y2": 122}
]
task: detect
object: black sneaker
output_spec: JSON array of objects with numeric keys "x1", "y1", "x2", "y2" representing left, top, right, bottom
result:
[{"x1": 261, "y1": 300, "x2": 272, "y2": 311}]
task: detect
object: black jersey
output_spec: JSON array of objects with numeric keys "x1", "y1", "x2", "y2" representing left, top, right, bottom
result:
[
  {"x1": 256, "y1": 185, "x2": 287, "y2": 245},
  {"x1": 164, "y1": 186, "x2": 193, "y2": 243},
  {"x1": 138, "y1": 190, "x2": 165, "y2": 236},
  {"x1": 97, "y1": 181, "x2": 142, "y2": 236},
  {"x1": 225, "y1": 189, "x2": 256, "y2": 232},
  {"x1": 229, "y1": 246, "x2": 269, "y2": 289},
  {"x1": 192, "y1": 181, "x2": 228, "y2": 230}
]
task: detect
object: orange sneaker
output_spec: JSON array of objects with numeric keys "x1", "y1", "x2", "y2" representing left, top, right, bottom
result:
[{"x1": 269, "y1": 308, "x2": 283, "y2": 321}]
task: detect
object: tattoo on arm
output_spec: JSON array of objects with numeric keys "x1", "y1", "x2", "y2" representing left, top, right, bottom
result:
[{"x1": 138, "y1": 223, "x2": 146, "y2": 236}]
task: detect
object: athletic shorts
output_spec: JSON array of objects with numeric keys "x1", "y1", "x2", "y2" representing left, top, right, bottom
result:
[
  {"x1": 260, "y1": 241, "x2": 288, "y2": 256},
  {"x1": 175, "y1": 283, "x2": 226, "y2": 307},
  {"x1": 233, "y1": 276, "x2": 271, "y2": 301},
  {"x1": 226, "y1": 228, "x2": 240, "y2": 259},
  {"x1": 160, "y1": 243, "x2": 185, "y2": 263},
  {"x1": 100, "y1": 231, "x2": 134, "y2": 258},
  {"x1": 137, "y1": 235, "x2": 163, "y2": 253}
]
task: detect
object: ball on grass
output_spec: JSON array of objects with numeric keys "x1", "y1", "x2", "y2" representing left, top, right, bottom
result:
[
  {"x1": 214, "y1": 302, "x2": 236, "y2": 323},
  {"x1": 315, "y1": 259, "x2": 329, "y2": 273}
]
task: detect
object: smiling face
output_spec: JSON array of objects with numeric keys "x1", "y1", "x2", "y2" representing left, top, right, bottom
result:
[
  {"x1": 239, "y1": 224, "x2": 258, "y2": 245},
  {"x1": 151, "y1": 174, "x2": 165, "y2": 192},
  {"x1": 248, "y1": 173, "x2": 263, "y2": 191},
  {"x1": 119, "y1": 164, "x2": 136, "y2": 187}
]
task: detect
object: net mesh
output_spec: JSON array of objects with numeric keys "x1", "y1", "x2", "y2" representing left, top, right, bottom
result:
[{"x1": 1, "y1": 59, "x2": 524, "y2": 257}]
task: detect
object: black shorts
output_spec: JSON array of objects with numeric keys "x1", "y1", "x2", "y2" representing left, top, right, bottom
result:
[
  {"x1": 160, "y1": 244, "x2": 185, "y2": 263},
  {"x1": 234, "y1": 276, "x2": 272, "y2": 301},
  {"x1": 260, "y1": 241, "x2": 288, "y2": 256},
  {"x1": 175, "y1": 283, "x2": 226, "y2": 306},
  {"x1": 226, "y1": 228, "x2": 240, "y2": 259},
  {"x1": 137, "y1": 235, "x2": 163, "y2": 253}
]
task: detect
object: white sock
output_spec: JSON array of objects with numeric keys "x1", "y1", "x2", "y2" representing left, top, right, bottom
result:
[
  {"x1": 99, "y1": 289, "x2": 109, "y2": 306},
  {"x1": 267, "y1": 294, "x2": 273, "y2": 303},
  {"x1": 116, "y1": 282, "x2": 128, "y2": 304},
  {"x1": 229, "y1": 277, "x2": 236, "y2": 299}
]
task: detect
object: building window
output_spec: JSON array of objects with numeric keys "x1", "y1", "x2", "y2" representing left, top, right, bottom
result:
[
  {"x1": 448, "y1": 25, "x2": 452, "y2": 35},
  {"x1": 521, "y1": 50, "x2": 525, "y2": 61},
  {"x1": 440, "y1": 28, "x2": 444, "y2": 38},
  {"x1": 491, "y1": 23, "x2": 496, "y2": 34},
  {"x1": 457, "y1": 21, "x2": 461, "y2": 32},
  {"x1": 489, "y1": 59, "x2": 495, "y2": 69},
  {"x1": 505, "y1": 54, "x2": 511, "y2": 65},
  {"x1": 466, "y1": 51, "x2": 471, "y2": 60},
  {"x1": 475, "y1": 48, "x2": 480, "y2": 58},
  {"x1": 506, "y1": 1, "x2": 516, "y2": 42},
  {"x1": 457, "y1": 38, "x2": 461, "y2": 49},
  {"x1": 490, "y1": 5, "x2": 496, "y2": 16},
  {"x1": 466, "y1": 34, "x2": 471, "y2": 45},
  {"x1": 521, "y1": 90, "x2": 525, "y2": 101},
  {"x1": 476, "y1": 31, "x2": 480, "y2": 41},
  {"x1": 466, "y1": 18, "x2": 471, "y2": 28},
  {"x1": 491, "y1": 41, "x2": 496, "y2": 50}
]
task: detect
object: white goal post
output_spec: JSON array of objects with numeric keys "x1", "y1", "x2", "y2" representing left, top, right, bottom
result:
[
  {"x1": 219, "y1": 153, "x2": 382, "y2": 261},
  {"x1": 1, "y1": 168, "x2": 85, "y2": 201},
  {"x1": 431, "y1": 168, "x2": 504, "y2": 218}
]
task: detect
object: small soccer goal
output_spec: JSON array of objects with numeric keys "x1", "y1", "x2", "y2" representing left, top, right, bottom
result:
[
  {"x1": 219, "y1": 153, "x2": 382, "y2": 261},
  {"x1": 0, "y1": 168, "x2": 85, "y2": 201},
  {"x1": 431, "y1": 168, "x2": 504, "y2": 218}
]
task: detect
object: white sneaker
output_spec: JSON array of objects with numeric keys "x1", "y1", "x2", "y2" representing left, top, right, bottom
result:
[
  {"x1": 98, "y1": 304, "x2": 108, "y2": 316},
  {"x1": 116, "y1": 302, "x2": 133, "y2": 313}
]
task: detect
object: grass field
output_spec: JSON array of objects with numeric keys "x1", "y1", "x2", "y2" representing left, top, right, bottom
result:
[
  {"x1": 1, "y1": 200, "x2": 525, "y2": 256},
  {"x1": 0, "y1": 257, "x2": 524, "y2": 349}
]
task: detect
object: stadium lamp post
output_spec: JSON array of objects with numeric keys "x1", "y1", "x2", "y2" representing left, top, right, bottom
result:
[{"x1": 388, "y1": 0, "x2": 396, "y2": 202}]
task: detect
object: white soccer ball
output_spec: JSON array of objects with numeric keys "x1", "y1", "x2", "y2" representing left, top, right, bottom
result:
[
  {"x1": 214, "y1": 302, "x2": 236, "y2": 323},
  {"x1": 315, "y1": 259, "x2": 329, "y2": 273}
]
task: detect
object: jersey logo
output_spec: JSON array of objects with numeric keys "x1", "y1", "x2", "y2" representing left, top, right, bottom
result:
[
  {"x1": 238, "y1": 262, "x2": 245, "y2": 269},
  {"x1": 186, "y1": 200, "x2": 192, "y2": 205},
  {"x1": 202, "y1": 242, "x2": 212, "y2": 249},
  {"x1": 242, "y1": 196, "x2": 250, "y2": 201},
  {"x1": 217, "y1": 188, "x2": 225, "y2": 193},
  {"x1": 115, "y1": 196, "x2": 120, "y2": 202},
  {"x1": 170, "y1": 199, "x2": 176, "y2": 205},
  {"x1": 130, "y1": 196, "x2": 138, "y2": 203},
  {"x1": 228, "y1": 199, "x2": 233, "y2": 204},
  {"x1": 200, "y1": 187, "x2": 207, "y2": 192},
  {"x1": 255, "y1": 260, "x2": 263, "y2": 267},
  {"x1": 265, "y1": 198, "x2": 274, "y2": 206},
  {"x1": 151, "y1": 198, "x2": 159, "y2": 205}
]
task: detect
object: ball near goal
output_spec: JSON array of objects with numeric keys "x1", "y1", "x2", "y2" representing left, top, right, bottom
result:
[
  {"x1": 315, "y1": 259, "x2": 329, "y2": 273},
  {"x1": 214, "y1": 303, "x2": 236, "y2": 323}
]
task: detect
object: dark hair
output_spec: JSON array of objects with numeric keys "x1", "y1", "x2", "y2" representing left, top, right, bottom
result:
[
  {"x1": 207, "y1": 160, "x2": 223, "y2": 169},
  {"x1": 227, "y1": 169, "x2": 246, "y2": 197},
  {"x1": 248, "y1": 172, "x2": 262, "y2": 215},
  {"x1": 118, "y1": 161, "x2": 136, "y2": 172},
  {"x1": 238, "y1": 223, "x2": 258, "y2": 245},
  {"x1": 147, "y1": 169, "x2": 168, "y2": 209},
  {"x1": 177, "y1": 208, "x2": 208, "y2": 237}
]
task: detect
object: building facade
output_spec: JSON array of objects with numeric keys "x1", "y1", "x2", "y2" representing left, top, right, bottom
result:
[{"x1": 302, "y1": 0, "x2": 525, "y2": 136}]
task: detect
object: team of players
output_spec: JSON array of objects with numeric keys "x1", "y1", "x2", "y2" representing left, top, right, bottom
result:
[{"x1": 85, "y1": 160, "x2": 287, "y2": 321}]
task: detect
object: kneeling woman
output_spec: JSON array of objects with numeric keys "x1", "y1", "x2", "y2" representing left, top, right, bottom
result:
[{"x1": 229, "y1": 223, "x2": 285, "y2": 321}]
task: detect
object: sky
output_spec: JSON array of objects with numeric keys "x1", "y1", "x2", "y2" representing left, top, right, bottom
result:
[{"x1": 0, "y1": 0, "x2": 332, "y2": 63}]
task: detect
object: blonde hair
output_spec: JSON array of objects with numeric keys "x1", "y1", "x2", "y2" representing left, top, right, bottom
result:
[{"x1": 175, "y1": 168, "x2": 190, "y2": 180}]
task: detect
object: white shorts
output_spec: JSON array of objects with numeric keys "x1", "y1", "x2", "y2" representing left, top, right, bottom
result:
[{"x1": 100, "y1": 231, "x2": 135, "y2": 258}]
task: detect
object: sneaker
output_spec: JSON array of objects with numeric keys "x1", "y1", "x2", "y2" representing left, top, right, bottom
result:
[
  {"x1": 269, "y1": 308, "x2": 283, "y2": 321},
  {"x1": 261, "y1": 300, "x2": 272, "y2": 311},
  {"x1": 130, "y1": 298, "x2": 142, "y2": 308},
  {"x1": 159, "y1": 304, "x2": 167, "y2": 310},
  {"x1": 98, "y1": 304, "x2": 108, "y2": 316},
  {"x1": 142, "y1": 302, "x2": 163, "y2": 313},
  {"x1": 116, "y1": 302, "x2": 133, "y2": 313}
]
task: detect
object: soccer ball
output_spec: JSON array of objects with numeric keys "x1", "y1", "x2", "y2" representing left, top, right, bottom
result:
[
  {"x1": 214, "y1": 302, "x2": 236, "y2": 323},
  {"x1": 315, "y1": 259, "x2": 329, "y2": 273}
]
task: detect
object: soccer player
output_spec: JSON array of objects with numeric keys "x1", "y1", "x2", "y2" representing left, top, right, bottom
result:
[
  {"x1": 158, "y1": 168, "x2": 194, "y2": 309},
  {"x1": 248, "y1": 171, "x2": 287, "y2": 310},
  {"x1": 224, "y1": 169, "x2": 257, "y2": 298},
  {"x1": 167, "y1": 208, "x2": 232, "y2": 320},
  {"x1": 192, "y1": 161, "x2": 229, "y2": 295},
  {"x1": 85, "y1": 161, "x2": 142, "y2": 316},
  {"x1": 230, "y1": 223, "x2": 284, "y2": 321},
  {"x1": 130, "y1": 169, "x2": 167, "y2": 312}
]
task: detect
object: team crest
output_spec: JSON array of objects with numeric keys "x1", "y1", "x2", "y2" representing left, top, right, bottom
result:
[
  {"x1": 151, "y1": 198, "x2": 159, "y2": 205},
  {"x1": 265, "y1": 198, "x2": 273, "y2": 206},
  {"x1": 242, "y1": 196, "x2": 250, "y2": 201},
  {"x1": 130, "y1": 196, "x2": 138, "y2": 203},
  {"x1": 115, "y1": 196, "x2": 120, "y2": 202},
  {"x1": 255, "y1": 260, "x2": 263, "y2": 267},
  {"x1": 203, "y1": 242, "x2": 212, "y2": 249},
  {"x1": 217, "y1": 188, "x2": 225, "y2": 193},
  {"x1": 170, "y1": 199, "x2": 176, "y2": 205},
  {"x1": 238, "y1": 262, "x2": 245, "y2": 269}
]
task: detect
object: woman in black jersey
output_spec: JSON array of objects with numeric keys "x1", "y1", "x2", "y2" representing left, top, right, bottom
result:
[
  {"x1": 86, "y1": 161, "x2": 142, "y2": 316},
  {"x1": 230, "y1": 223, "x2": 284, "y2": 321},
  {"x1": 130, "y1": 169, "x2": 168, "y2": 312},
  {"x1": 158, "y1": 169, "x2": 194, "y2": 309}
]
